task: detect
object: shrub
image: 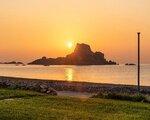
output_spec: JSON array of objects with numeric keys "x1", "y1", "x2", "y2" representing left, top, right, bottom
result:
[{"x1": 92, "y1": 92, "x2": 150, "y2": 103}]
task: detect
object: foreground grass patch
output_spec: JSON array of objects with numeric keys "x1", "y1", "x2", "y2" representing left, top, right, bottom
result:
[
  {"x1": 0, "y1": 89, "x2": 150, "y2": 120},
  {"x1": 0, "y1": 88, "x2": 44, "y2": 100}
]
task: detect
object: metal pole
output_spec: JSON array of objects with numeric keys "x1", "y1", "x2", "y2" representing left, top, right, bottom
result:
[{"x1": 137, "y1": 32, "x2": 140, "y2": 93}]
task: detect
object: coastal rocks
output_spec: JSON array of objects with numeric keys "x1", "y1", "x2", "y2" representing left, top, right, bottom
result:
[
  {"x1": 28, "y1": 43, "x2": 117, "y2": 65},
  {"x1": 1, "y1": 76, "x2": 150, "y2": 96},
  {"x1": 125, "y1": 63, "x2": 136, "y2": 66},
  {"x1": 46, "y1": 87, "x2": 57, "y2": 95},
  {"x1": 0, "y1": 61, "x2": 23, "y2": 65},
  {"x1": 0, "y1": 77, "x2": 57, "y2": 96},
  {"x1": 0, "y1": 61, "x2": 25, "y2": 66},
  {"x1": 4, "y1": 61, "x2": 23, "y2": 64},
  {"x1": 38, "y1": 84, "x2": 57, "y2": 95}
]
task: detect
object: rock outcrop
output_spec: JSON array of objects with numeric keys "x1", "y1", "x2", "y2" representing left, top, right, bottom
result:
[
  {"x1": 2, "y1": 61, "x2": 23, "y2": 65},
  {"x1": 28, "y1": 43, "x2": 117, "y2": 65}
]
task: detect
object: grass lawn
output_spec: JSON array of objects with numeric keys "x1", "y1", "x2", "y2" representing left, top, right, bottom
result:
[{"x1": 0, "y1": 89, "x2": 150, "y2": 120}]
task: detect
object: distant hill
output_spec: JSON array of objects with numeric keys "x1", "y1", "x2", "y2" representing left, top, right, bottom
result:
[{"x1": 28, "y1": 43, "x2": 117, "y2": 65}]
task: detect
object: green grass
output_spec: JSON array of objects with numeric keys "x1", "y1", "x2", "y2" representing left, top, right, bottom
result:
[
  {"x1": 0, "y1": 89, "x2": 150, "y2": 120},
  {"x1": 0, "y1": 88, "x2": 45, "y2": 100}
]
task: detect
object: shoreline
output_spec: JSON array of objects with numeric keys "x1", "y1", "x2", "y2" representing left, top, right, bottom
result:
[{"x1": 0, "y1": 76, "x2": 150, "y2": 95}]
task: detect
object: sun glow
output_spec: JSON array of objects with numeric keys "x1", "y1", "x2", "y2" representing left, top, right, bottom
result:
[{"x1": 67, "y1": 41, "x2": 73, "y2": 49}]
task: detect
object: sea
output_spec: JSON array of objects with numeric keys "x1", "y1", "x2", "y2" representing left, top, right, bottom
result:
[{"x1": 0, "y1": 64, "x2": 149, "y2": 86}]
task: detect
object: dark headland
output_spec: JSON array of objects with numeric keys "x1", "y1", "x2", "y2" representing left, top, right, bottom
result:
[{"x1": 28, "y1": 43, "x2": 117, "y2": 65}]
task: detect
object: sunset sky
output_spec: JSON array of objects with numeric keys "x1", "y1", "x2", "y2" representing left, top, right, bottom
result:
[{"x1": 0, "y1": 0, "x2": 150, "y2": 63}]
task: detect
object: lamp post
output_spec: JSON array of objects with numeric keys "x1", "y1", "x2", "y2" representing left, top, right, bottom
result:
[{"x1": 137, "y1": 32, "x2": 141, "y2": 93}]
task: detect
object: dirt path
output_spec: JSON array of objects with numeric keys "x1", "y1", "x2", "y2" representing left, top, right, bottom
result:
[{"x1": 58, "y1": 91, "x2": 94, "y2": 98}]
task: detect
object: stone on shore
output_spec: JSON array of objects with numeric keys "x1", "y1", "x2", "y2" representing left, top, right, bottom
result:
[{"x1": 0, "y1": 77, "x2": 57, "y2": 96}]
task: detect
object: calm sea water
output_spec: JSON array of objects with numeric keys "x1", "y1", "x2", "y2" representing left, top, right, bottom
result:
[{"x1": 0, "y1": 64, "x2": 149, "y2": 86}]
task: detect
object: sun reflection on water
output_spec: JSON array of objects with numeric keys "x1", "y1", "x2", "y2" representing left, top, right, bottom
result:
[{"x1": 65, "y1": 68, "x2": 74, "y2": 81}]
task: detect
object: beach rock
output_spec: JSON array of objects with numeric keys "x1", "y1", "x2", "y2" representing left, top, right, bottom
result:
[
  {"x1": 39, "y1": 84, "x2": 48, "y2": 93},
  {"x1": 34, "y1": 84, "x2": 57, "y2": 95},
  {"x1": 9, "y1": 82, "x2": 18, "y2": 89},
  {"x1": 46, "y1": 87, "x2": 57, "y2": 95},
  {"x1": 0, "y1": 77, "x2": 58, "y2": 96}
]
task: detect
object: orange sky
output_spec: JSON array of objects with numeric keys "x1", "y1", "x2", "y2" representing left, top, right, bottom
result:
[{"x1": 0, "y1": 0, "x2": 150, "y2": 63}]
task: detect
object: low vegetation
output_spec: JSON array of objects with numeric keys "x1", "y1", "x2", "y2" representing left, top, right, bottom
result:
[
  {"x1": 92, "y1": 92, "x2": 150, "y2": 103},
  {"x1": 0, "y1": 88, "x2": 150, "y2": 120}
]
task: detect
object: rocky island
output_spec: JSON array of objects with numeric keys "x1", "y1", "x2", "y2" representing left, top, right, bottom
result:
[
  {"x1": 0, "y1": 61, "x2": 23, "y2": 65},
  {"x1": 28, "y1": 43, "x2": 117, "y2": 65}
]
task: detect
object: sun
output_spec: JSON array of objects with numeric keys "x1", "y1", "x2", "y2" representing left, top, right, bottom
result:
[{"x1": 67, "y1": 41, "x2": 73, "y2": 49}]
